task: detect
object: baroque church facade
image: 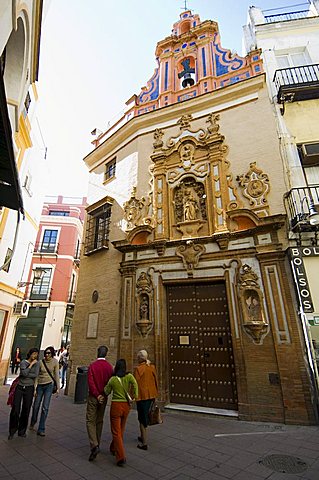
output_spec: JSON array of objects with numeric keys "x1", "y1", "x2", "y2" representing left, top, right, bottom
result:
[{"x1": 70, "y1": 9, "x2": 316, "y2": 424}]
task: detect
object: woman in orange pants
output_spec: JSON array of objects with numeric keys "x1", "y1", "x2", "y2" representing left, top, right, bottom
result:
[{"x1": 104, "y1": 359, "x2": 138, "y2": 466}]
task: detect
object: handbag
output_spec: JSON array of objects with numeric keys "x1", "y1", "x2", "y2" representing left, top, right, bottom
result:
[
  {"x1": 42, "y1": 359, "x2": 58, "y2": 393},
  {"x1": 149, "y1": 401, "x2": 163, "y2": 425},
  {"x1": 116, "y1": 376, "x2": 133, "y2": 406},
  {"x1": 7, "y1": 377, "x2": 20, "y2": 406}
]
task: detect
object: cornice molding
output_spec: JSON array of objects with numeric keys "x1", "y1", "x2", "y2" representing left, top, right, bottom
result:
[{"x1": 85, "y1": 74, "x2": 265, "y2": 171}]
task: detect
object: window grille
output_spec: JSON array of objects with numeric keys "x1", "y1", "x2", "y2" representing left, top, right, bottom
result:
[{"x1": 85, "y1": 203, "x2": 112, "y2": 255}]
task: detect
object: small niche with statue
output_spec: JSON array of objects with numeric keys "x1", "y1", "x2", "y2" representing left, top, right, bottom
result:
[
  {"x1": 135, "y1": 271, "x2": 153, "y2": 337},
  {"x1": 237, "y1": 264, "x2": 269, "y2": 344},
  {"x1": 173, "y1": 177, "x2": 207, "y2": 238}
]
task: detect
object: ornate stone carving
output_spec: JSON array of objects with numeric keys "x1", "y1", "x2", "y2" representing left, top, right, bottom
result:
[
  {"x1": 123, "y1": 187, "x2": 146, "y2": 230},
  {"x1": 180, "y1": 143, "x2": 195, "y2": 170},
  {"x1": 237, "y1": 162, "x2": 270, "y2": 215},
  {"x1": 176, "y1": 240, "x2": 206, "y2": 276},
  {"x1": 237, "y1": 264, "x2": 269, "y2": 344},
  {"x1": 206, "y1": 112, "x2": 220, "y2": 136},
  {"x1": 154, "y1": 241, "x2": 166, "y2": 256},
  {"x1": 174, "y1": 177, "x2": 207, "y2": 224},
  {"x1": 136, "y1": 271, "x2": 153, "y2": 337},
  {"x1": 177, "y1": 114, "x2": 193, "y2": 130},
  {"x1": 150, "y1": 111, "x2": 241, "y2": 240},
  {"x1": 153, "y1": 128, "x2": 164, "y2": 150}
]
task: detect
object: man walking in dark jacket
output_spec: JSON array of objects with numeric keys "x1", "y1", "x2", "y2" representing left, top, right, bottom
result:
[{"x1": 86, "y1": 345, "x2": 113, "y2": 461}]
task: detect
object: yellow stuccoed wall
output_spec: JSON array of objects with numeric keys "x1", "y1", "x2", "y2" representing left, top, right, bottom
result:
[{"x1": 284, "y1": 99, "x2": 319, "y2": 142}]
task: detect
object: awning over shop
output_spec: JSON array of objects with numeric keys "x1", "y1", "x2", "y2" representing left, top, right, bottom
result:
[{"x1": 0, "y1": 68, "x2": 24, "y2": 213}]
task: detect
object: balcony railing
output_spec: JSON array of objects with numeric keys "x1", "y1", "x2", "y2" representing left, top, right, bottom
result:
[
  {"x1": 274, "y1": 64, "x2": 319, "y2": 104},
  {"x1": 67, "y1": 293, "x2": 76, "y2": 304},
  {"x1": 264, "y1": 10, "x2": 310, "y2": 23},
  {"x1": 284, "y1": 186, "x2": 319, "y2": 232},
  {"x1": 34, "y1": 242, "x2": 59, "y2": 254},
  {"x1": 28, "y1": 287, "x2": 53, "y2": 302}
]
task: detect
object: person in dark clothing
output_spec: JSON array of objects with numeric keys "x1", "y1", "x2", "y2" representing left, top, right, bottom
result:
[
  {"x1": 8, "y1": 348, "x2": 40, "y2": 439},
  {"x1": 11, "y1": 347, "x2": 22, "y2": 374}
]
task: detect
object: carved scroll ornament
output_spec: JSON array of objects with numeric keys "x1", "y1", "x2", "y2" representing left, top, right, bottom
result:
[
  {"x1": 176, "y1": 240, "x2": 206, "y2": 276},
  {"x1": 123, "y1": 187, "x2": 146, "y2": 230}
]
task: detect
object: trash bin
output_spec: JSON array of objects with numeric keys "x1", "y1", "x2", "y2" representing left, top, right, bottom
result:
[{"x1": 74, "y1": 366, "x2": 88, "y2": 404}]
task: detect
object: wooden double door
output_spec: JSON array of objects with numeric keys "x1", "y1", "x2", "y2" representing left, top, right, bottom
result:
[{"x1": 167, "y1": 282, "x2": 237, "y2": 410}]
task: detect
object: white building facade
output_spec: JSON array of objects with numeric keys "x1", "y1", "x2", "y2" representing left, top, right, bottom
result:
[
  {"x1": 244, "y1": 1, "x2": 319, "y2": 404},
  {"x1": 0, "y1": 0, "x2": 46, "y2": 384}
]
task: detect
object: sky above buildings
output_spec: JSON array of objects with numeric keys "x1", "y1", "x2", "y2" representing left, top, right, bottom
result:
[{"x1": 36, "y1": 0, "x2": 307, "y2": 197}]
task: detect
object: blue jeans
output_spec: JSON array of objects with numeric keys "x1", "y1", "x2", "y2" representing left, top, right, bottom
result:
[
  {"x1": 31, "y1": 382, "x2": 54, "y2": 433},
  {"x1": 61, "y1": 365, "x2": 67, "y2": 387}
]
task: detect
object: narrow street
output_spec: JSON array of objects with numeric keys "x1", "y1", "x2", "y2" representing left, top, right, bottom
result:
[{"x1": 0, "y1": 385, "x2": 318, "y2": 479}]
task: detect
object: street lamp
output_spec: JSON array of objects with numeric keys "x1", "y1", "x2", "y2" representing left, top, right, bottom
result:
[
  {"x1": 308, "y1": 200, "x2": 319, "y2": 226},
  {"x1": 17, "y1": 267, "x2": 46, "y2": 288},
  {"x1": 300, "y1": 193, "x2": 319, "y2": 227}
]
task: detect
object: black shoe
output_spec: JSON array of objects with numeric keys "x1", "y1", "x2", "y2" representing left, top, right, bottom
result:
[
  {"x1": 137, "y1": 444, "x2": 148, "y2": 450},
  {"x1": 18, "y1": 433, "x2": 26, "y2": 438},
  {"x1": 89, "y1": 446, "x2": 100, "y2": 461},
  {"x1": 8, "y1": 434, "x2": 14, "y2": 440},
  {"x1": 117, "y1": 459, "x2": 126, "y2": 467}
]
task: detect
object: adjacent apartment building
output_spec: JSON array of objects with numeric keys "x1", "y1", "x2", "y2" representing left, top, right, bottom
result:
[
  {"x1": 70, "y1": 6, "x2": 317, "y2": 424},
  {"x1": 244, "y1": 0, "x2": 319, "y2": 406},
  {"x1": 9, "y1": 196, "x2": 87, "y2": 358}
]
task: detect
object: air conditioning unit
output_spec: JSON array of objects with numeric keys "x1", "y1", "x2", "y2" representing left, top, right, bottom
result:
[
  {"x1": 301, "y1": 143, "x2": 319, "y2": 167},
  {"x1": 13, "y1": 301, "x2": 29, "y2": 317}
]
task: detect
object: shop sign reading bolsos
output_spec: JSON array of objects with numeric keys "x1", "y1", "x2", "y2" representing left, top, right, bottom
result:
[{"x1": 289, "y1": 248, "x2": 316, "y2": 313}]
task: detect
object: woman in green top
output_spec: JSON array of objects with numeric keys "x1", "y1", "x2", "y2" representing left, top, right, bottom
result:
[{"x1": 104, "y1": 358, "x2": 138, "y2": 466}]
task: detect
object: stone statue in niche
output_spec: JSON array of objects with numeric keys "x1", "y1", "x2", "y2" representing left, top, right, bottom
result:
[
  {"x1": 237, "y1": 264, "x2": 269, "y2": 344},
  {"x1": 136, "y1": 271, "x2": 153, "y2": 337},
  {"x1": 174, "y1": 178, "x2": 207, "y2": 224},
  {"x1": 183, "y1": 188, "x2": 199, "y2": 221},
  {"x1": 139, "y1": 294, "x2": 149, "y2": 320},
  {"x1": 245, "y1": 290, "x2": 262, "y2": 322}
]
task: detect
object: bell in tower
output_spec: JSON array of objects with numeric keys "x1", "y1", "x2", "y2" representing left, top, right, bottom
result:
[{"x1": 178, "y1": 58, "x2": 195, "y2": 89}]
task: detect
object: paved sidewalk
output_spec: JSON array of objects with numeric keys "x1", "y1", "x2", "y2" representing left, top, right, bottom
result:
[{"x1": 1, "y1": 384, "x2": 319, "y2": 480}]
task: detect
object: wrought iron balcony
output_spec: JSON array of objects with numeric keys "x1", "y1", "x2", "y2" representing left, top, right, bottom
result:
[
  {"x1": 34, "y1": 241, "x2": 59, "y2": 255},
  {"x1": 264, "y1": 10, "x2": 310, "y2": 23},
  {"x1": 67, "y1": 293, "x2": 76, "y2": 304},
  {"x1": 284, "y1": 186, "x2": 319, "y2": 232},
  {"x1": 274, "y1": 64, "x2": 319, "y2": 105},
  {"x1": 28, "y1": 287, "x2": 52, "y2": 302}
]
